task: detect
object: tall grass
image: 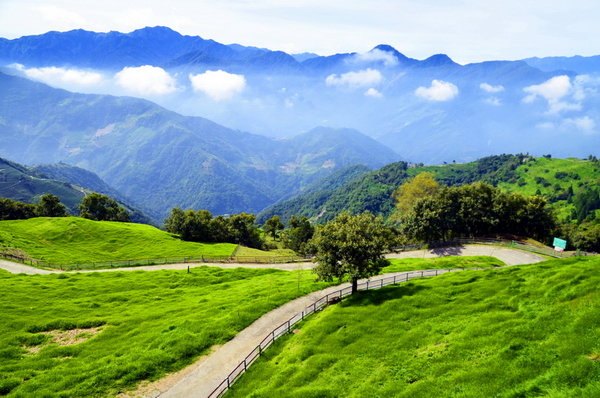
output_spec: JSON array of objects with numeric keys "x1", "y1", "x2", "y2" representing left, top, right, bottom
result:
[
  {"x1": 0, "y1": 217, "x2": 236, "y2": 264},
  {"x1": 227, "y1": 257, "x2": 600, "y2": 398},
  {"x1": 0, "y1": 266, "x2": 333, "y2": 397}
]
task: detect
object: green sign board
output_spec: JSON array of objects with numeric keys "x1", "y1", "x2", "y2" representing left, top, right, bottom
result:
[{"x1": 553, "y1": 237, "x2": 567, "y2": 250}]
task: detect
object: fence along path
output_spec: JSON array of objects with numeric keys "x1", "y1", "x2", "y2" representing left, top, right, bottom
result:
[{"x1": 156, "y1": 245, "x2": 547, "y2": 398}]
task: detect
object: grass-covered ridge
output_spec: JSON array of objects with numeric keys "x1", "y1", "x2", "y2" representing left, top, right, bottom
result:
[
  {"x1": 227, "y1": 257, "x2": 600, "y2": 398},
  {"x1": 0, "y1": 266, "x2": 334, "y2": 397},
  {"x1": 0, "y1": 217, "x2": 236, "y2": 264}
]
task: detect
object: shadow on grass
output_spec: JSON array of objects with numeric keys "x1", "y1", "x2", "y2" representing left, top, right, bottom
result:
[
  {"x1": 431, "y1": 245, "x2": 465, "y2": 257},
  {"x1": 343, "y1": 283, "x2": 430, "y2": 307}
]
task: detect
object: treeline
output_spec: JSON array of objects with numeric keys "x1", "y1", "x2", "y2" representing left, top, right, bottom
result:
[
  {"x1": 0, "y1": 193, "x2": 130, "y2": 222},
  {"x1": 164, "y1": 207, "x2": 316, "y2": 253},
  {"x1": 164, "y1": 208, "x2": 263, "y2": 249},
  {"x1": 399, "y1": 181, "x2": 555, "y2": 242}
]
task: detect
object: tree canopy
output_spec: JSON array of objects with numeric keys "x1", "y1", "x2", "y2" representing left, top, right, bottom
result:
[
  {"x1": 392, "y1": 171, "x2": 439, "y2": 217},
  {"x1": 164, "y1": 207, "x2": 264, "y2": 249},
  {"x1": 309, "y1": 211, "x2": 395, "y2": 293},
  {"x1": 36, "y1": 194, "x2": 68, "y2": 217},
  {"x1": 78, "y1": 193, "x2": 130, "y2": 222},
  {"x1": 399, "y1": 182, "x2": 556, "y2": 242}
]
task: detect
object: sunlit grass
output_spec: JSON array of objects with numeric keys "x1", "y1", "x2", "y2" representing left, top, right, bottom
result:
[
  {"x1": 382, "y1": 256, "x2": 504, "y2": 273},
  {"x1": 227, "y1": 257, "x2": 600, "y2": 398},
  {"x1": 0, "y1": 266, "x2": 334, "y2": 397},
  {"x1": 0, "y1": 217, "x2": 236, "y2": 264}
]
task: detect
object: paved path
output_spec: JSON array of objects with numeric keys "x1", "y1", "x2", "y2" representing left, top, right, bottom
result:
[
  {"x1": 145, "y1": 246, "x2": 546, "y2": 398},
  {"x1": 0, "y1": 246, "x2": 546, "y2": 398}
]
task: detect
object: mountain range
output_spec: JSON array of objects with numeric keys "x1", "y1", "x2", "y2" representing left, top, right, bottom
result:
[
  {"x1": 0, "y1": 71, "x2": 399, "y2": 218},
  {"x1": 2, "y1": 26, "x2": 599, "y2": 166},
  {"x1": 0, "y1": 26, "x2": 599, "y2": 219}
]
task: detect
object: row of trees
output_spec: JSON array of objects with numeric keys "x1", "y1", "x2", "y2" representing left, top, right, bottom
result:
[
  {"x1": 0, "y1": 194, "x2": 69, "y2": 220},
  {"x1": 396, "y1": 175, "x2": 556, "y2": 242},
  {"x1": 0, "y1": 193, "x2": 130, "y2": 222},
  {"x1": 164, "y1": 207, "x2": 263, "y2": 249}
]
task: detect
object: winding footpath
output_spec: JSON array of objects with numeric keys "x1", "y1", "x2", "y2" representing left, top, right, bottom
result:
[{"x1": 0, "y1": 246, "x2": 546, "y2": 398}]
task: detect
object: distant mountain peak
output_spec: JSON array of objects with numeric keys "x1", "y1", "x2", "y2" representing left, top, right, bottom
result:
[{"x1": 419, "y1": 53, "x2": 457, "y2": 68}]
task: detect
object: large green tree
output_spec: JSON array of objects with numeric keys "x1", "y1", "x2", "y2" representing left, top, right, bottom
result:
[
  {"x1": 78, "y1": 193, "x2": 130, "y2": 222},
  {"x1": 264, "y1": 215, "x2": 284, "y2": 241},
  {"x1": 283, "y1": 215, "x2": 314, "y2": 254},
  {"x1": 309, "y1": 211, "x2": 395, "y2": 293},
  {"x1": 36, "y1": 194, "x2": 69, "y2": 217}
]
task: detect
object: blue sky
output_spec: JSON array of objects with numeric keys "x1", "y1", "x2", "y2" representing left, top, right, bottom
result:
[{"x1": 0, "y1": 0, "x2": 598, "y2": 64}]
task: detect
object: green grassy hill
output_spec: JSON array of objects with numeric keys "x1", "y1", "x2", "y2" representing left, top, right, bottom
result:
[
  {"x1": 0, "y1": 266, "x2": 334, "y2": 397},
  {"x1": 0, "y1": 217, "x2": 236, "y2": 264},
  {"x1": 227, "y1": 256, "x2": 600, "y2": 398},
  {"x1": 259, "y1": 154, "x2": 600, "y2": 225}
]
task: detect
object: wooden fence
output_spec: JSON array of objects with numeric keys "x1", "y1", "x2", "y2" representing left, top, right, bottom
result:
[{"x1": 207, "y1": 268, "x2": 474, "y2": 398}]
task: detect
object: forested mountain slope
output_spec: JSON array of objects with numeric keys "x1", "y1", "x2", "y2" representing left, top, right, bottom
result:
[{"x1": 0, "y1": 71, "x2": 399, "y2": 217}]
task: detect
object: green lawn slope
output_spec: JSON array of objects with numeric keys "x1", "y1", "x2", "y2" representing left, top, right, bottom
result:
[
  {"x1": 227, "y1": 257, "x2": 600, "y2": 398},
  {"x1": 0, "y1": 217, "x2": 236, "y2": 264},
  {"x1": 0, "y1": 266, "x2": 334, "y2": 397}
]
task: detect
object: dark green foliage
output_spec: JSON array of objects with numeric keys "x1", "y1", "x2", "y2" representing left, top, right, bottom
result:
[
  {"x1": 282, "y1": 215, "x2": 314, "y2": 254},
  {"x1": 263, "y1": 215, "x2": 284, "y2": 241},
  {"x1": 78, "y1": 193, "x2": 130, "y2": 222},
  {"x1": 0, "y1": 198, "x2": 36, "y2": 221},
  {"x1": 35, "y1": 194, "x2": 68, "y2": 217},
  {"x1": 401, "y1": 182, "x2": 555, "y2": 242},
  {"x1": 259, "y1": 161, "x2": 410, "y2": 224},
  {"x1": 164, "y1": 207, "x2": 263, "y2": 249},
  {"x1": 573, "y1": 189, "x2": 600, "y2": 223},
  {"x1": 309, "y1": 212, "x2": 396, "y2": 293}
]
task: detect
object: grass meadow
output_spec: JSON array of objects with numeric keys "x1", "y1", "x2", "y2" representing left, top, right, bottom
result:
[
  {"x1": 226, "y1": 257, "x2": 600, "y2": 398},
  {"x1": 0, "y1": 266, "x2": 334, "y2": 397},
  {"x1": 382, "y1": 256, "x2": 505, "y2": 273},
  {"x1": 0, "y1": 217, "x2": 236, "y2": 264}
]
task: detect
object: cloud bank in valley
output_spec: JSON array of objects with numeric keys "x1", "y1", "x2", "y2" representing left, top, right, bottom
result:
[
  {"x1": 10, "y1": 64, "x2": 104, "y2": 87},
  {"x1": 189, "y1": 70, "x2": 246, "y2": 101},
  {"x1": 349, "y1": 49, "x2": 399, "y2": 67},
  {"x1": 114, "y1": 65, "x2": 179, "y2": 96},
  {"x1": 415, "y1": 80, "x2": 459, "y2": 101},
  {"x1": 326, "y1": 69, "x2": 383, "y2": 88}
]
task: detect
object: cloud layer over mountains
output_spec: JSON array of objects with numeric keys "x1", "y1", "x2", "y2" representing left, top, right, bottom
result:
[{"x1": 1, "y1": 26, "x2": 599, "y2": 165}]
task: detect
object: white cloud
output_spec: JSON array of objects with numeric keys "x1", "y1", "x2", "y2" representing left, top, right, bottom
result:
[
  {"x1": 536, "y1": 116, "x2": 596, "y2": 135},
  {"x1": 11, "y1": 64, "x2": 104, "y2": 86},
  {"x1": 364, "y1": 88, "x2": 382, "y2": 98},
  {"x1": 350, "y1": 49, "x2": 399, "y2": 67},
  {"x1": 484, "y1": 97, "x2": 501, "y2": 106},
  {"x1": 189, "y1": 70, "x2": 246, "y2": 101},
  {"x1": 115, "y1": 66, "x2": 179, "y2": 96},
  {"x1": 415, "y1": 80, "x2": 459, "y2": 101},
  {"x1": 564, "y1": 116, "x2": 596, "y2": 134},
  {"x1": 325, "y1": 69, "x2": 383, "y2": 88},
  {"x1": 522, "y1": 75, "x2": 581, "y2": 113},
  {"x1": 480, "y1": 83, "x2": 504, "y2": 93}
]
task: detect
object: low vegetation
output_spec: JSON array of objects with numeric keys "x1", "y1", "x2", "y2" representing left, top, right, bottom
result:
[
  {"x1": 0, "y1": 266, "x2": 334, "y2": 397},
  {"x1": 0, "y1": 217, "x2": 236, "y2": 264},
  {"x1": 227, "y1": 257, "x2": 600, "y2": 398},
  {"x1": 382, "y1": 256, "x2": 505, "y2": 273}
]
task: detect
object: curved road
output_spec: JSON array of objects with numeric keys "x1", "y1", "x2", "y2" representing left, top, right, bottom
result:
[{"x1": 0, "y1": 246, "x2": 546, "y2": 398}]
